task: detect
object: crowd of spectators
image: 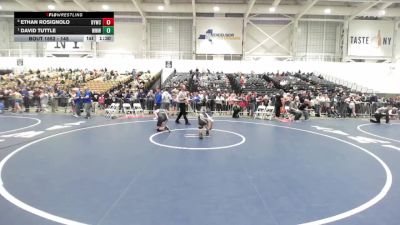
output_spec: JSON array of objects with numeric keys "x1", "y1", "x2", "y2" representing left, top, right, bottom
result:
[
  {"x1": 1, "y1": 68, "x2": 399, "y2": 120},
  {"x1": 0, "y1": 68, "x2": 135, "y2": 114},
  {"x1": 159, "y1": 69, "x2": 400, "y2": 118}
]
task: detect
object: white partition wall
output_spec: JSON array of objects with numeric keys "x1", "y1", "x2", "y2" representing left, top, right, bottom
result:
[
  {"x1": 45, "y1": 42, "x2": 92, "y2": 56},
  {"x1": 296, "y1": 21, "x2": 341, "y2": 61},
  {"x1": 0, "y1": 20, "x2": 10, "y2": 53},
  {"x1": 396, "y1": 22, "x2": 400, "y2": 62},
  {"x1": 148, "y1": 18, "x2": 193, "y2": 59},
  {"x1": 244, "y1": 20, "x2": 291, "y2": 58},
  {"x1": 98, "y1": 19, "x2": 144, "y2": 58}
]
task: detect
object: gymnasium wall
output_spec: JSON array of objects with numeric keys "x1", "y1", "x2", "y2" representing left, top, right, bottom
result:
[
  {"x1": 0, "y1": 18, "x2": 144, "y2": 57},
  {"x1": 0, "y1": 18, "x2": 43, "y2": 57},
  {"x1": 396, "y1": 22, "x2": 400, "y2": 62},
  {"x1": 0, "y1": 17, "x2": 398, "y2": 61}
]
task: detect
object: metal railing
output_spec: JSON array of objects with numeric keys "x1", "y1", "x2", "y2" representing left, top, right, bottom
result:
[
  {"x1": 321, "y1": 74, "x2": 374, "y2": 93},
  {"x1": 1, "y1": 96, "x2": 397, "y2": 120},
  {"x1": 0, "y1": 49, "x2": 44, "y2": 57},
  {"x1": 293, "y1": 53, "x2": 341, "y2": 62},
  {"x1": 0, "y1": 48, "x2": 346, "y2": 62}
]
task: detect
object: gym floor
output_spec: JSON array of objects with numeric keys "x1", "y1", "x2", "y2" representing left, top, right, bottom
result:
[{"x1": 0, "y1": 114, "x2": 399, "y2": 225}]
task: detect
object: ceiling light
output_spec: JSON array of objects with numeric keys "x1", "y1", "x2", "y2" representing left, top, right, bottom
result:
[
  {"x1": 48, "y1": 4, "x2": 55, "y2": 10},
  {"x1": 379, "y1": 10, "x2": 386, "y2": 16},
  {"x1": 269, "y1": 7, "x2": 276, "y2": 13},
  {"x1": 324, "y1": 8, "x2": 331, "y2": 14},
  {"x1": 158, "y1": 5, "x2": 165, "y2": 11},
  {"x1": 102, "y1": 5, "x2": 110, "y2": 10},
  {"x1": 213, "y1": 6, "x2": 220, "y2": 12},
  {"x1": 0, "y1": 5, "x2": 2, "y2": 10}
]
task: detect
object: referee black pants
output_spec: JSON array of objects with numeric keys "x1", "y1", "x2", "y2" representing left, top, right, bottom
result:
[{"x1": 176, "y1": 103, "x2": 189, "y2": 123}]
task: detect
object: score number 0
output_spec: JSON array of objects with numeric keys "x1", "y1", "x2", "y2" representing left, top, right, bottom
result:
[
  {"x1": 102, "y1": 18, "x2": 114, "y2": 34},
  {"x1": 102, "y1": 18, "x2": 114, "y2": 26}
]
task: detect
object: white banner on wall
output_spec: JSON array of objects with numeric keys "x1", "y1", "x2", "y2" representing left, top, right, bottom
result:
[
  {"x1": 196, "y1": 18, "x2": 243, "y2": 55},
  {"x1": 348, "y1": 20, "x2": 394, "y2": 57},
  {"x1": 46, "y1": 42, "x2": 88, "y2": 51}
]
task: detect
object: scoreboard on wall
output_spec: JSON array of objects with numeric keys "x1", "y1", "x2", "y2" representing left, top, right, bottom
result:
[{"x1": 14, "y1": 12, "x2": 114, "y2": 42}]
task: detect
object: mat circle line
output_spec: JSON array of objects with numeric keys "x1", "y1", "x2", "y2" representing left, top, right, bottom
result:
[
  {"x1": 0, "y1": 119, "x2": 392, "y2": 225},
  {"x1": 357, "y1": 123, "x2": 400, "y2": 143},
  {"x1": 0, "y1": 116, "x2": 42, "y2": 135},
  {"x1": 149, "y1": 128, "x2": 246, "y2": 150}
]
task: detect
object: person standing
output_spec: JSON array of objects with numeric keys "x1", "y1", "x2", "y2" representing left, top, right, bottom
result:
[
  {"x1": 74, "y1": 87, "x2": 82, "y2": 117},
  {"x1": 138, "y1": 89, "x2": 146, "y2": 111},
  {"x1": 13, "y1": 89, "x2": 23, "y2": 113},
  {"x1": 191, "y1": 92, "x2": 200, "y2": 112},
  {"x1": 161, "y1": 89, "x2": 172, "y2": 110},
  {"x1": 83, "y1": 86, "x2": 92, "y2": 119},
  {"x1": 274, "y1": 91, "x2": 283, "y2": 118},
  {"x1": 215, "y1": 93, "x2": 223, "y2": 112},
  {"x1": 175, "y1": 85, "x2": 190, "y2": 125},
  {"x1": 22, "y1": 88, "x2": 30, "y2": 112},
  {"x1": 154, "y1": 88, "x2": 162, "y2": 110},
  {"x1": 209, "y1": 91, "x2": 216, "y2": 112},
  {"x1": 249, "y1": 92, "x2": 257, "y2": 117},
  {"x1": 33, "y1": 87, "x2": 42, "y2": 112},
  {"x1": 49, "y1": 90, "x2": 57, "y2": 113},
  {"x1": 146, "y1": 89, "x2": 155, "y2": 113}
]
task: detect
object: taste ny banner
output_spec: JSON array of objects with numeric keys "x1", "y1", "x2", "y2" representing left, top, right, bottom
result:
[
  {"x1": 348, "y1": 20, "x2": 394, "y2": 57},
  {"x1": 196, "y1": 18, "x2": 243, "y2": 55}
]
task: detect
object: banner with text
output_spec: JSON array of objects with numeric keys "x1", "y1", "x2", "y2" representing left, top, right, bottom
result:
[
  {"x1": 348, "y1": 20, "x2": 394, "y2": 57},
  {"x1": 196, "y1": 18, "x2": 243, "y2": 55}
]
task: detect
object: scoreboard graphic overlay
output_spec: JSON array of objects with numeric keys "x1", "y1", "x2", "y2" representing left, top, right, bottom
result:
[{"x1": 14, "y1": 12, "x2": 114, "y2": 42}]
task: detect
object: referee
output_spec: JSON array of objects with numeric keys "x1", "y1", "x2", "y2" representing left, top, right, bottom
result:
[{"x1": 175, "y1": 84, "x2": 191, "y2": 125}]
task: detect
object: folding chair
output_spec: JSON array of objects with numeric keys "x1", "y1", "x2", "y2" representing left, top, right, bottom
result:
[
  {"x1": 133, "y1": 103, "x2": 144, "y2": 116},
  {"x1": 104, "y1": 103, "x2": 119, "y2": 119},
  {"x1": 122, "y1": 103, "x2": 134, "y2": 115},
  {"x1": 104, "y1": 103, "x2": 117, "y2": 118},
  {"x1": 254, "y1": 105, "x2": 267, "y2": 119},
  {"x1": 264, "y1": 106, "x2": 275, "y2": 120}
]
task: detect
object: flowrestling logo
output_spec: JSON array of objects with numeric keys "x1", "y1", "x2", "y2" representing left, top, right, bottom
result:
[{"x1": 198, "y1": 29, "x2": 241, "y2": 43}]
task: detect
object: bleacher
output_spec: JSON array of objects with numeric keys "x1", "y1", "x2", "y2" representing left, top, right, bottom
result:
[
  {"x1": 86, "y1": 74, "x2": 132, "y2": 93},
  {"x1": 163, "y1": 72, "x2": 192, "y2": 89}
]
